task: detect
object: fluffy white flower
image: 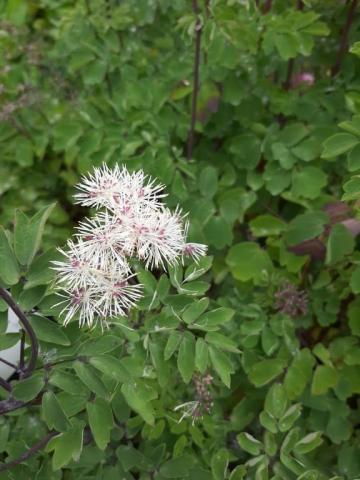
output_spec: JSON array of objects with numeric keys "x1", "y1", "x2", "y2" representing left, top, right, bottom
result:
[
  {"x1": 135, "y1": 207, "x2": 185, "y2": 269},
  {"x1": 54, "y1": 287, "x2": 100, "y2": 327},
  {"x1": 54, "y1": 163, "x2": 207, "y2": 328},
  {"x1": 75, "y1": 212, "x2": 130, "y2": 270},
  {"x1": 74, "y1": 163, "x2": 123, "y2": 209},
  {"x1": 93, "y1": 271, "x2": 143, "y2": 321},
  {"x1": 182, "y1": 221, "x2": 207, "y2": 262},
  {"x1": 74, "y1": 164, "x2": 166, "y2": 212}
]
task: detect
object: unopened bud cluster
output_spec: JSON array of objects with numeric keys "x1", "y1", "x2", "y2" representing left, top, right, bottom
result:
[
  {"x1": 275, "y1": 282, "x2": 308, "y2": 318},
  {"x1": 174, "y1": 373, "x2": 213, "y2": 424},
  {"x1": 193, "y1": 373, "x2": 214, "y2": 417},
  {"x1": 53, "y1": 164, "x2": 207, "y2": 327}
]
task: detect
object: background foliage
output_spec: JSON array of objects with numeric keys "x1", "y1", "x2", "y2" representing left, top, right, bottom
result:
[{"x1": 0, "y1": 0, "x2": 360, "y2": 478}]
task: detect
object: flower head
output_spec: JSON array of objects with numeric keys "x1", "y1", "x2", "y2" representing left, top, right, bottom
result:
[
  {"x1": 74, "y1": 164, "x2": 166, "y2": 212},
  {"x1": 53, "y1": 163, "x2": 207, "y2": 327},
  {"x1": 275, "y1": 282, "x2": 308, "y2": 318},
  {"x1": 182, "y1": 221, "x2": 208, "y2": 262}
]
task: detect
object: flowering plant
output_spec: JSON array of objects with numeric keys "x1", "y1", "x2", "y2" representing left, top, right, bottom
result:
[{"x1": 0, "y1": 0, "x2": 360, "y2": 478}]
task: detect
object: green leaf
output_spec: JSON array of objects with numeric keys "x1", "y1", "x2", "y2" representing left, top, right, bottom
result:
[
  {"x1": 209, "y1": 346, "x2": 234, "y2": 387},
  {"x1": 6, "y1": 0, "x2": 28, "y2": 24},
  {"x1": 195, "y1": 338, "x2": 209, "y2": 374},
  {"x1": 0, "y1": 227, "x2": 20, "y2": 285},
  {"x1": 204, "y1": 216, "x2": 233, "y2": 249},
  {"x1": 50, "y1": 370, "x2": 88, "y2": 396},
  {"x1": 82, "y1": 59, "x2": 107, "y2": 85},
  {"x1": 326, "y1": 224, "x2": 355, "y2": 265},
  {"x1": 284, "y1": 349, "x2": 315, "y2": 399},
  {"x1": 194, "y1": 307, "x2": 235, "y2": 331},
  {"x1": 47, "y1": 423, "x2": 84, "y2": 470},
  {"x1": 164, "y1": 331, "x2": 182, "y2": 360},
  {"x1": 275, "y1": 33, "x2": 299, "y2": 60},
  {"x1": 0, "y1": 333, "x2": 20, "y2": 350},
  {"x1": 183, "y1": 298, "x2": 210, "y2": 324},
  {"x1": 322, "y1": 133, "x2": 359, "y2": 159},
  {"x1": 259, "y1": 411, "x2": 278, "y2": 434},
  {"x1": 311, "y1": 365, "x2": 339, "y2": 395},
  {"x1": 343, "y1": 175, "x2": 360, "y2": 201},
  {"x1": 229, "y1": 466, "x2": 247, "y2": 480},
  {"x1": 19, "y1": 285, "x2": 46, "y2": 311},
  {"x1": 29, "y1": 315, "x2": 70, "y2": 346},
  {"x1": 292, "y1": 167, "x2": 327, "y2": 199},
  {"x1": 279, "y1": 123, "x2": 308, "y2": 147},
  {"x1": 42, "y1": 391, "x2": 71, "y2": 432},
  {"x1": 157, "y1": 274, "x2": 170, "y2": 300},
  {"x1": 285, "y1": 212, "x2": 328, "y2": 246},
  {"x1": 87, "y1": 398, "x2": 114, "y2": 450},
  {"x1": 177, "y1": 332, "x2": 195, "y2": 383},
  {"x1": 281, "y1": 428, "x2": 300, "y2": 455},
  {"x1": 53, "y1": 120, "x2": 83, "y2": 152},
  {"x1": 226, "y1": 242, "x2": 272, "y2": 282},
  {"x1": 184, "y1": 257, "x2": 213, "y2": 282},
  {"x1": 121, "y1": 381, "x2": 157, "y2": 425},
  {"x1": 292, "y1": 137, "x2": 321, "y2": 162},
  {"x1": 178, "y1": 280, "x2": 210, "y2": 296},
  {"x1": 350, "y1": 266, "x2": 360, "y2": 294},
  {"x1": 211, "y1": 448, "x2": 229, "y2": 480},
  {"x1": 248, "y1": 359, "x2": 285, "y2": 387},
  {"x1": 149, "y1": 339, "x2": 170, "y2": 388},
  {"x1": 237, "y1": 432, "x2": 262, "y2": 455},
  {"x1": 264, "y1": 383, "x2": 288, "y2": 419},
  {"x1": 347, "y1": 143, "x2": 360, "y2": 171},
  {"x1": 12, "y1": 373, "x2": 44, "y2": 402},
  {"x1": 160, "y1": 455, "x2": 192, "y2": 478},
  {"x1": 278, "y1": 404, "x2": 302, "y2": 432},
  {"x1": 117, "y1": 444, "x2": 154, "y2": 472},
  {"x1": 350, "y1": 41, "x2": 360, "y2": 57},
  {"x1": 205, "y1": 332, "x2": 240, "y2": 353},
  {"x1": 294, "y1": 432, "x2": 323, "y2": 455},
  {"x1": 79, "y1": 335, "x2": 122, "y2": 356},
  {"x1": 261, "y1": 327, "x2": 279, "y2": 356},
  {"x1": 25, "y1": 248, "x2": 59, "y2": 289},
  {"x1": 199, "y1": 166, "x2": 218, "y2": 198},
  {"x1": 90, "y1": 355, "x2": 131, "y2": 383},
  {"x1": 249, "y1": 215, "x2": 286, "y2": 237},
  {"x1": 73, "y1": 361, "x2": 109, "y2": 399},
  {"x1": 230, "y1": 134, "x2": 261, "y2": 169},
  {"x1": 14, "y1": 204, "x2": 55, "y2": 266}
]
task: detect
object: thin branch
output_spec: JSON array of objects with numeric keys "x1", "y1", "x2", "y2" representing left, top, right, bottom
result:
[
  {"x1": 0, "y1": 378, "x2": 11, "y2": 393},
  {"x1": 35, "y1": 357, "x2": 80, "y2": 372},
  {"x1": 0, "y1": 398, "x2": 25, "y2": 415},
  {"x1": 283, "y1": 1, "x2": 304, "y2": 91},
  {"x1": 19, "y1": 330, "x2": 25, "y2": 373},
  {"x1": 0, "y1": 431, "x2": 57, "y2": 472},
  {"x1": 331, "y1": 0, "x2": 358, "y2": 76},
  {"x1": 0, "y1": 288, "x2": 38, "y2": 377},
  {"x1": 283, "y1": 58, "x2": 295, "y2": 90},
  {"x1": 187, "y1": 0, "x2": 202, "y2": 160}
]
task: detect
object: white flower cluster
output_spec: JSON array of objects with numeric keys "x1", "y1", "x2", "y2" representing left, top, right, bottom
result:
[{"x1": 53, "y1": 164, "x2": 207, "y2": 328}]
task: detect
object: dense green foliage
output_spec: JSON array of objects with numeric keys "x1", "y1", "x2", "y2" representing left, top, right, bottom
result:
[{"x1": 0, "y1": 0, "x2": 360, "y2": 478}]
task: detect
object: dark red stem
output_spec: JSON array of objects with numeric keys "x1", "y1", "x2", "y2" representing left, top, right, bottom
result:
[
  {"x1": 0, "y1": 288, "x2": 38, "y2": 377},
  {"x1": 262, "y1": 0, "x2": 272, "y2": 13},
  {"x1": 0, "y1": 377, "x2": 11, "y2": 393},
  {"x1": 331, "y1": 0, "x2": 358, "y2": 76},
  {"x1": 187, "y1": 0, "x2": 202, "y2": 160},
  {"x1": 0, "y1": 431, "x2": 57, "y2": 472}
]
